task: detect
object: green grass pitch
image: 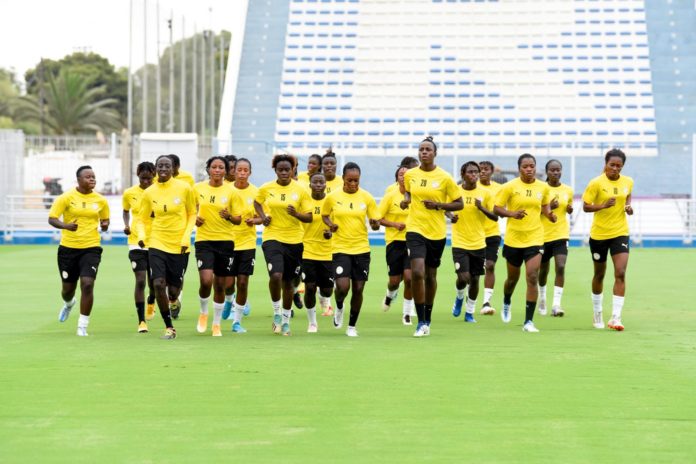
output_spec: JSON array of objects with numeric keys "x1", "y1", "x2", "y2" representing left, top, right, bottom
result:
[{"x1": 1, "y1": 245, "x2": 695, "y2": 463}]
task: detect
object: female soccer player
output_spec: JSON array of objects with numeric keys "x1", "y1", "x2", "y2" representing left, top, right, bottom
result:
[
  {"x1": 493, "y1": 154, "x2": 556, "y2": 333},
  {"x1": 379, "y1": 158, "x2": 418, "y2": 325},
  {"x1": 254, "y1": 154, "x2": 313, "y2": 336},
  {"x1": 123, "y1": 161, "x2": 156, "y2": 332},
  {"x1": 137, "y1": 155, "x2": 197, "y2": 340},
  {"x1": 322, "y1": 162, "x2": 380, "y2": 337},
  {"x1": 297, "y1": 154, "x2": 322, "y2": 186},
  {"x1": 49, "y1": 165, "x2": 110, "y2": 336},
  {"x1": 221, "y1": 158, "x2": 260, "y2": 333},
  {"x1": 320, "y1": 149, "x2": 343, "y2": 194},
  {"x1": 449, "y1": 161, "x2": 497, "y2": 323},
  {"x1": 301, "y1": 172, "x2": 334, "y2": 332},
  {"x1": 193, "y1": 156, "x2": 241, "y2": 337},
  {"x1": 477, "y1": 160, "x2": 503, "y2": 315},
  {"x1": 401, "y1": 136, "x2": 462, "y2": 337},
  {"x1": 582, "y1": 148, "x2": 633, "y2": 331},
  {"x1": 538, "y1": 159, "x2": 574, "y2": 317}
]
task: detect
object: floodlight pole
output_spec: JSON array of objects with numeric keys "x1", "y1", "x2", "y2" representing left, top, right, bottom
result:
[{"x1": 143, "y1": 0, "x2": 148, "y2": 132}]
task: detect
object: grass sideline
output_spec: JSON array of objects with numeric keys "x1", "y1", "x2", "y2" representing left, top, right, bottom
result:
[{"x1": 1, "y1": 245, "x2": 695, "y2": 463}]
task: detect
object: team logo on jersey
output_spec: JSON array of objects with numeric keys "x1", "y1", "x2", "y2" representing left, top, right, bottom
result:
[
  {"x1": 623, "y1": 188, "x2": 629, "y2": 194},
  {"x1": 292, "y1": 193, "x2": 299, "y2": 201},
  {"x1": 432, "y1": 181, "x2": 440, "y2": 188},
  {"x1": 247, "y1": 198, "x2": 253, "y2": 204},
  {"x1": 360, "y1": 203, "x2": 366, "y2": 210},
  {"x1": 91, "y1": 203, "x2": 99, "y2": 210},
  {"x1": 221, "y1": 197, "x2": 227, "y2": 204},
  {"x1": 537, "y1": 192, "x2": 543, "y2": 199},
  {"x1": 174, "y1": 197, "x2": 181, "y2": 205}
]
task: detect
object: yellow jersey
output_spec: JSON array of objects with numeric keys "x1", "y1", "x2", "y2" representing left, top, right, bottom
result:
[
  {"x1": 495, "y1": 177, "x2": 551, "y2": 248},
  {"x1": 296, "y1": 170, "x2": 311, "y2": 188},
  {"x1": 175, "y1": 169, "x2": 195, "y2": 187},
  {"x1": 122, "y1": 185, "x2": 149, "y2": 248},
  {"x1": 378, "y1": 184, "x2": 409, "y2": 244},
  {"x1": 193, "y1": 182, "x2": 239, "y2": 242},
  {"x1": 478, "y1": 180, "x2": 503, "y2": 237},
  {"x1": 303, "y1": 196, "x2": 332, "y2": 261},
  {"x1": 230, "y1": 183, "x2": 259, "y2": 251},
  {"x1": 255, "y1": 180, "x2": 312, "y2": 244},
  {"x1": 542, "y1": 183, "x2": 574, "y2": 242},
  {"x1": 582, "y1": 173, "x2": 634, "y2": 240},
  {"x1": 324, "y1": 177, "x2": 343, "y2": 195},
  {"x1": 404, "y1": 166, "x2": 461, "y2": 240},
  {"x1": 137, "y1": 178, "x2": 197, "y2": 254},
  {"x1": 49, "y1": 188, "x2": 110, "y2": 249},
  {"x1": 451, "y1": 185, "x2": 492, "y2": 250},
  {"x1": 322, "y1": 188, "x2": 379, "y2": 255}
]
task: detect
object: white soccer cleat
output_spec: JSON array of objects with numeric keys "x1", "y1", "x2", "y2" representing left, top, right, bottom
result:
[
  {"x1": 607, "y1": 318, "x2": 624, "y2": 331},
  {"x1": 333, "y1": 306, "x2": 344, "y2": 329},
  {"x1": 538, "y1": 300, "x2": 547, "y2": 316},
  {"x1": 307, "y1": 323, "x2": 318, "y2": 333},
  {"x1": 501, "y1": 303, "x2": 512, "y2": 323},
  {"x1": 551, "y1": 305, "x2": 564, "y2": 317},
  {"x1": 480, "y1": 304, "x2": 496, "y2": 316},
  {"x1": 58, "y1": 298, "x2": 76, "y2": 322},
  {"x1": 522, "y1": 321, "x2": 539, "y2": 333},
  {"x1": 413, "y1": 323, "x2": 428, "y2": 338},
  {"x1": 76, "y1": 326, "x2": 89, "y2": 337},
  {"x1": 346, "y1": 326, "x2": 359, "y2": 337},
  {"x1": 593, "y1": 311, "x2": 604, "y2": 329}
]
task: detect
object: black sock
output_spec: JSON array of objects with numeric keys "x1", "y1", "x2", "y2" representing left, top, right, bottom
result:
[
  {"x1": 525, "y1": 300, "x2": 536, "y2": 322},
  {"x1": 161, "y1": 310, "x2": 173, "y2": 329},
  {"x1": 424, "y1": 304, "x2": 433, "y2": 324},
  {"x1": 136, "y1": 302, "x2": 145, "y2": 322},
  {"x1": 147, "y1": 294, "x2": 156, "y2": 305},
  {"x1": 336, "y1": 298, "x2": 345, "y2": 309},
  {"x1": 348, "y1": 308, "x2": 360, "y2": 327},
  {"x1": 415, "y1": 303, "x2": 425, "y2": 324},
  {"x1": 504, "y1": 293, "x2": 512, "y2": 305}
]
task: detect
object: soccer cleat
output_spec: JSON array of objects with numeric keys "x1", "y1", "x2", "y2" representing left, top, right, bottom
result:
[
  {"x1": 145, "y1": 302, "x2": 156, "y2": 321},
  {"x1": 222, "y1": 300, "x2": 233, "y2": 320},
  {"x1": 211, "y1": 324, "x2": 222, "y2": 337},
  {"x1": 413, "y1": 323, "x2": 428, "y2": 337},
  {"x1": 281, "y1": 322, "x2": 291, "y2": 336},
  {"x1": 522, "y1": 321, "x2": 540, "y2": 333},
  {"x1": 76, "y1": 326, "x2": 88, "y2": 337},
  {"x1": 232, "y1": 322, "x2": 247, "y2": 333},
  {"x1": 452, "y1": 296, "x2": 464, "y2": 317},
  {"x1": 243, "y1": 302, "x2": 251, "y2": 316},
  {"x1": 346, "y1": 326, "x2": 359, "y2": 337},
  {"x1": 501, "y1": 303, "x2": 512, "y2": 323},
  {"x1": 307, "y1": 323, "x2": 318, "y2": 333},
  {"x1": 593, "y1": 311, "x2": 605, "y2": 329},
  {"x1": 333, "y1": 306, "x2": 344, "y2": 329},
  {"x1": 293, "y1": 292, "x2": 304, "y2": 309},
  {"x1": 551, "y1": 305, "x2": 564, "y2": 317},
  {"x1": 272, "y1": 314, "x2": 282, "y2": 334},
  {"x1": 538, "y1": 300, "x2": 547, "y2": 316},
  {"x1": 422, "y1": 324, "x2": 431, "y2": 336},
  {"x1": 169, "y1": 300, "x2": 181, "y2": 320},
  {"x1": 402, "y1": 314, "x2": 412, "y2": 326},
  {"x1": 382, "y1": 295, "x2": 393, "y2": 311},
  {"x1": 58, "y1": 298, "x2": 76, "y2": 322},
  {"x1": 480, "y1": 303, "x2": 496, "y2": 316},
  {"x1": 607, "y1": 318, "x2": 624, "y2": 331},
  {"x1": 464, "y1": 312, "x2": 477, "y2": 323},
  {"x1": 321, "y1": 305, "x2": 334, "y2": 317},
  {"x1": 161, "y1": 327, "x2": 177, "y2": 339},
  {"x1": 196, "y1": 314, "x2": 208, "y2": 333},
  {"x1": 138, "y1": 321, "x2": 149, "y2": 333}
]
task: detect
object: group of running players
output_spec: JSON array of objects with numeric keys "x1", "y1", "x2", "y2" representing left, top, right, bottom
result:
[{"x1": 48, "y1": 137, "x2": 634, "y2": 339}]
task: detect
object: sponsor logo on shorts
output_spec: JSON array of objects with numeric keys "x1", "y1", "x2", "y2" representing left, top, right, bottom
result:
[
  {"x1": 295, "y1": 266, "x2": 301, "y2": 275},
  {"x1": 621, "y1": 243, "x2": 628, "y2": 248},
  {"x1": 336, "y1": 266, "x2": 344, "y2": 275},
  {"x1": 268, "y1": 263, "x2": 273, "y2": 271},
  {"x1": 593, "y1": 253, "x2": 601, "y2": 261},
  {"x1": 301, "y1": 272, "x2": 306, "y2": 280},
  {"x1": 131, "y1": 261, "x2": 137, "y2": 269},
  {"x1": 197, "y1": 260, "x2": 203, "y2": 268},
  {"x1": 62, "y1": 271, "x2": 69, "y2": 279},
  {"x1": 454, "y1": 262, "x2": 461, "y2": 270}
]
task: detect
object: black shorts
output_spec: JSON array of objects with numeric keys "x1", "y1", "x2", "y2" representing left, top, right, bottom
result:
[
  {"x1": 57, "y1": 246, "x2": 102, "y2": 283},
  {"x1": 589, "y1": 236, "x2": 629, "y2": 263},
  {"x1": 261, "y1": 240, "x2": 303, "y2": 281},
  {"x1": 542, "y1": 239, "x2": 569, "y2": 263},
  {"x1": 230, "y1": 249, "x2": 256, "y2": 276},
  {"x1": 386, "y1": 241, "x2": 411, "y2": 276},
  {"x1": 405, "y1": 232, "x2": 446, "y2": 268},
  {"x1": 302, "y1": 259, "x2": 334, "y2": 288},
  {"x1": 195, "y1": 240, "x2": 235, "y2": 276},
  {"x1": 502, "y1": 244, "x2": 542, "y2": 268},
  {"x1": 485, "y1": 235, "x2": 502, "y2": 262},
  {"x1": 149, "y1": 248, "x2": 189, "y2": 287},
  {"x1": 452, "y1": 247, "x2": 485, "y2": 277},
  {"x1": 128, "y1": 249, "x2": 149, "y2": 273},
  {"x1": 333, "y1": 252, "x2": 371, "y2": 281}
]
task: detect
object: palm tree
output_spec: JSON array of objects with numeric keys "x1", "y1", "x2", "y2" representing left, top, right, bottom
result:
[{"x1": 14, "y1": 69, "x2": 122, "y2": 134}]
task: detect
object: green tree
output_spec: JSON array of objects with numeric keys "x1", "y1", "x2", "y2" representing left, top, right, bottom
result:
[
  {"x1": 15, "y1": 69, "x2": 121, "y2": 135},
  {"x1": 0, "y1": 68, "x2": 20, "y2": 128}
]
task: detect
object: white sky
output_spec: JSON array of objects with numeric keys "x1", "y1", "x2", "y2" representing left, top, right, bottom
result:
[{"x1": 0, "y1": 0, "x2": 238, "y2": 79}]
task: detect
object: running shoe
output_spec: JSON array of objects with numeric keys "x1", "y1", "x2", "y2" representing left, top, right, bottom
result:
[
  {"x1": 423, "y1": 324, "x2": 431, "y2": 336},
  {"x1": 501, "y1": 303, "x2": 512, "y2": 323},
  {"x1": 161, "y1": 327, "x2": 177, "y2": 339},
  {"x1": 413, "y1": 322, "x2": 428, "y2": 338},
  {"x1": 522, "y1": 321, "x2": 540, "y2": 333},
  {"x1": 402, "y1": 314, "x2": 412, "y2": 326},
  {"x1": 232, "y1": 322, "x2": 247, "y2": 334},
  {"x1": 76, "y1": 326, "x2": 88, "y2": 337},
  {"x1": 538, "y1": 300, "x2": 547, "y2": 316},
  {"x1": 607, "y1": 318, "x2": 624, "y2": 331},
  {"x1": 145, "y1": 302, "x2": 156, "y2": 321},
  {"x1": 346, "y1": 326, "x2": 359, "y2": 337},
  {"x1": 293, "y1": 292, "x2": 304, "y2": 309},
  {"x1": 222, "y1": 300, "x2": 233, "y2": 320},
  {"x1": 212, "y1": 324, "x2": 222, "y2": 337},
  {"x1": 480, "y1": 303, "x2": 496, "y2": 316},
  {"x1": 243, "y1": 302, "x2": 251, "y2": 316},
  {"x1": 196, "y1": 314, "x2": 208, "y2": 333},
  {"x1": 272, "y1": 314, "x2": 282, "y2": 334},
  {"x1": 464, "y1": 312, "x2": 477, "y2": 323},
  {"x1": 169, "y1": 300, "x2": 181, "y2": 320},
  {"x1": 382, "y1": 295, "x2": 393, "y2": 311},
  {"x1": 281, "y1": 322, "x2": 291, "y2": 336},
  {"x1": 551, "y1": 305, "x2": 564, "y2": 317},
  {"x1": 452, "y1": 296, "x2": 464, "y2": 317},
  {"x1": 58, "y1": 298, "x2": 76, "y2": 322},
  {"x1": 593, "y1": 311, "x2": 604, "y2": 329},
  {"x1": 307, "y1": 323, "x2": 318, "y2": 333},
  {"x1": 138, "y1": 321, "x2": 149, "y2": 333},
  {"x1": 333, "y1": 306, "x2": 344, "y2": 329}
]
